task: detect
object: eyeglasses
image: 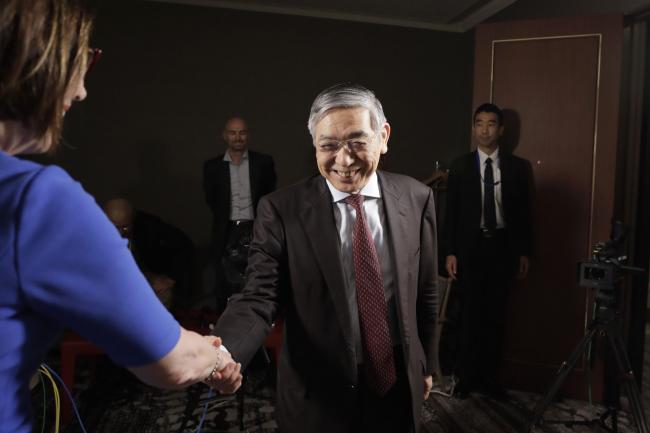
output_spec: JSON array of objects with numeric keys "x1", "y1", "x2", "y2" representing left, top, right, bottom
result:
[
  {"x1": 316, "y1": 135, "x2": 376, "y2": 154},
  {"x1": 115, "y1": 223, "x2": 133, "y2": 238},
  {"x1": 86, "y1": 48, "x2": 102, "y2": 73}
]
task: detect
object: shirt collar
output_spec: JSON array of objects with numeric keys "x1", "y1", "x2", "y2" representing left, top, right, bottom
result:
[
  {"x1": 326, "y1": 171, "x2": 381, "y2": 203},
  {"x1": 477, "y1": 147, "x2": 499, "y2": 165},
  {"x1": 223, "y1": 149, "x2": 248, "y2": 162}
]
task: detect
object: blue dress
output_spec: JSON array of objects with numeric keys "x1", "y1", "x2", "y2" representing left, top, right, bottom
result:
[{"x1": 0, "y1": 152, "x2": 181, "y2": 433}]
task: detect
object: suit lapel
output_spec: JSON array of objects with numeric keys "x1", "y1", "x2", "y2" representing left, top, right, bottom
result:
[
  {"x1": 299, "y1": 177, "x2": 355, "y2": 352},
  {"x1": 378, "y1": 172, "x2": 412, "y2": 343},
  {"x1": 220, "y1": 159, "x2": 231, "y2": 207},
  {"x1": 499, "y1": 152, "x2": 512, "y2": 209}
]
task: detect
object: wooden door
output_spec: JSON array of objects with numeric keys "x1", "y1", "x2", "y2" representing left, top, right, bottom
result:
[{"x1": 473, "y1": 15, "x2": 623, "y2": 400}]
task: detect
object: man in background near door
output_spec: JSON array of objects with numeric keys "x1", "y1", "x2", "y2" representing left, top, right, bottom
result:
[
  {"x1": 202, "y1": 116, "x2": 276, "y2": 312},
  {"x1": 442, "y1": 103, "x2": 532, "y2": 399}
]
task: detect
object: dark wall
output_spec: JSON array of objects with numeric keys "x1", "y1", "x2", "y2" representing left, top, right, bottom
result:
[{"x1": 58, "y1": 0, "x2": 473, "y2": 248}]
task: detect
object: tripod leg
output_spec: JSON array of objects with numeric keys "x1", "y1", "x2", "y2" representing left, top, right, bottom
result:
[
  {"x1": 607, "y1": 334, "x2": 650, "y2": 433},
  {"x1": 523, "y1": 327, "x2": 599, "y2": 433}
]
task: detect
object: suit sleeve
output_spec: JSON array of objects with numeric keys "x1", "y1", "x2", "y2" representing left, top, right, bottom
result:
[
  {"x1": 139, "y1": 214, "x2": 195, "y2": 293},
  {"x1": 213, "y1": 195, "x2": 283, "y2": 367},
  {"x1": 417, "y1": 188, "x2": 439, "y2": 375}
]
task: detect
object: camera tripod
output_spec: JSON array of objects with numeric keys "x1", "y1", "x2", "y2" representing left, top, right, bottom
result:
[{"x1": 523, "y1": 299, "x2": 649, "y2": 433}]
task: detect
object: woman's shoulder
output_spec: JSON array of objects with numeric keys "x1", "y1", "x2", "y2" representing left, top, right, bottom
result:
[
  {"x1": 0, "y1": 153, "x2": 72, "y2": 194},
  {"x1": 0, "y1": 152, "x2": 42, "y2": 183},
  {"x1": 0, "y1": 152, "x2": 79, "y2": 204},
  {"x1": 0, "y1": 153, "x2": 85, "y2": 230},
  {"x1": 0, "y1": 153, "x2": 72, "y2": 261}
]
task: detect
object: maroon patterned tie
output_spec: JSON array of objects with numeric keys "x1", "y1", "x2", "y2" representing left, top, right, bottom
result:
[{"x1": 344, "y1": 194, "x2": 396, "y2": 396}]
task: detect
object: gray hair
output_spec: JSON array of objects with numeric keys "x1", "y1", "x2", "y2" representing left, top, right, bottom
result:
[{"x1": 307, "y1": 83, "x2": 387, "y2": 140}]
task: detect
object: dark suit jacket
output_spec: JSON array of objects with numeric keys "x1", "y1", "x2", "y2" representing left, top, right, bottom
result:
[
  {"x1": 131, "y1": 211, "x2": 194, "y2": 308},
  {"x1": 214, "y1": 171, "x2": 438, "y2": 433},
  {"x1": 442, "y1": 150, "x2": 532, "y2": 273},
  {"x1": 202, "y1": 150, "x2": 276, "y2": 255}
]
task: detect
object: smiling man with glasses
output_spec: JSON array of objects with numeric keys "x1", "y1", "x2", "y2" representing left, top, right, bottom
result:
[{"x1": 212, "y1": 83, "x2": 439, "y2": 433}]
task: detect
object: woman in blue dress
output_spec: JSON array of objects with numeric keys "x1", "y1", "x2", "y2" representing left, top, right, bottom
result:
[{"x1": 0, "y1": 1, "x2": 242, "y2": 432}]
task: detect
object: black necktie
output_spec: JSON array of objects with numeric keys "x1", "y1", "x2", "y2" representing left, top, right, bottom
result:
[{"x1": 484, "y1": 157, "x2": 497, "y2": 230}]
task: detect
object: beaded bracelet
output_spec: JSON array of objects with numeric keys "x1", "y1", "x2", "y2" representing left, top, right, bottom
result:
[{"x1": 205, "y1": 347, "x2": 223, "y2": 384}]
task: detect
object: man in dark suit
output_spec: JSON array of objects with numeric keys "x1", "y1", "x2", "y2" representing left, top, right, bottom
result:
[
  {"x1": 103, "y1": 198, "x2": 195, "y2": 310},
  {"x1": 442, "y1": 103, "x2": 532, "y2": 399},
  {"x1": 202, "y1": 116, "x2": 276, "y2": 310},
  {"x1": 212, "y1": 84, "x2": 438, "y2": 433}
]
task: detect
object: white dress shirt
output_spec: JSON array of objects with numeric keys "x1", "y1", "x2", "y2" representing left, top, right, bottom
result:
[
  {"x1": 224, "y1": 150, "x2": 254, "y2": 221},
  {"x1": 326, "y1": 172, "x2": 400, "y2": 362},
  {"x1": 477, "y1": 148, "x2": 505, "y2": 229}
]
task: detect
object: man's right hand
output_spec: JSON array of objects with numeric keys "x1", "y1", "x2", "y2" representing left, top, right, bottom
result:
[
  {"x1": 445, "y1": 255, "x2": 458, "y2": 281},
  {"x1": 204, "y1": 339, "x2": 243, "y2": 394},
  {"x1": 210, "y1": 360, "x2": 242, "y2": 394}
]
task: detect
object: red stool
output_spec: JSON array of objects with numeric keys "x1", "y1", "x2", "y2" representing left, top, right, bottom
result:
[{"x1": 59, "y1": 331, "x2": 105, "y2": 424}]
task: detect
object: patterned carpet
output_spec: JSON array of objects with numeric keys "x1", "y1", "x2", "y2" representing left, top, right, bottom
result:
[
  {"x1": 30, "y1": 322, "x2": 649, "y2": 433},
  {"x1": 424, "y1": 389, "x2": 638, "y2": 433},
  {"x1": 31, "y1": 358, "x2": 645, "y2": 433},
  {"x1": 56, "y1": 360, "x2": 278, "y2": 433}
]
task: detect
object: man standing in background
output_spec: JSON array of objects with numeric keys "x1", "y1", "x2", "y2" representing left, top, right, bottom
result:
[
  {"x1": 202, "y1": 116, "x2": 276, "y2": 311},
  {"x1": 443, "y1": 103, "x2": 532, "y2": 399}
]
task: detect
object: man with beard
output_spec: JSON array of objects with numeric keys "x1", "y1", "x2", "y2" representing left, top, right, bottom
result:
[{"x1": 202, "y1": 116, "x2": 276, "y2": 311}]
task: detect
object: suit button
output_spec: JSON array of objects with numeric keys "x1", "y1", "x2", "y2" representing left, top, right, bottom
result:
[{"x1": 348, "y1": 384, "x2": 356, "y2": 390}]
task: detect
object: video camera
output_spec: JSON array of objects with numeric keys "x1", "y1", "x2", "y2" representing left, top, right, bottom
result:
[
  {"x1": 577, "y1": 221, "x2": 628, "y2": 291},
  {"x1": 577, "y1": 221, "x2": 644, "y2": 309},
  {"x1": 526, "y1": 220, "x2": 650, "y2": 433}
]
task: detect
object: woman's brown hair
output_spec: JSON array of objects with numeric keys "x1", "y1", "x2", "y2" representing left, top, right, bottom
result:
[{"x1": 0, "y1": 0, "x2": 93, "y2": 149}]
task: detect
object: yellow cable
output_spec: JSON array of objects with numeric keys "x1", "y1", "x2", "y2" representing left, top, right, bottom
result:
[
  {"x1": 46, "y1": 369, "x2": 60, "y2": 433},
  {"x1": 39, "y1": 366, "x2": 60, "y2": 433},
  {"x1": 38, "y1": 368, "x2": 58, "y2": 433},
  {"x1": 38, "y1": 372, "x2": 47, "y2": 433}
]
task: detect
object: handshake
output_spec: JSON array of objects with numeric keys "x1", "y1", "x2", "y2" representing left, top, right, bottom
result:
[{"x1": 202, "y1": 335, "x2": 243, "y2": 394}]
